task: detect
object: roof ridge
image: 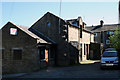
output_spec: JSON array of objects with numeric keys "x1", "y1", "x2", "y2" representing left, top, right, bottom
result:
[
  {"x1": 7, "y1": 22, "x2": 42, "y2": 39},
  {"x1": 31, "y1": 12, "x2": 65, "y2": 28}
]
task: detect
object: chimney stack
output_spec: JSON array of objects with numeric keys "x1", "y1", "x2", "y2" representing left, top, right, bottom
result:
[{"x1": 100, "y1": 20, "x2": 104, "y2": 27}]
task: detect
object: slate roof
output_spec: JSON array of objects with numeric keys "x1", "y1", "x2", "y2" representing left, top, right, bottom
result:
[
  {"x1": 85, "y1": 24, "x2": 120, "y2": 33},
  {"x1": 29, "y1": 27, "x2": 56, "y2": 44},
  {"x1": 67, "y1": 20, "x2": 93, "y2": 34}
]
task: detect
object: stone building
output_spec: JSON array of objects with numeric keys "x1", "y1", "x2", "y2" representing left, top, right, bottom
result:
[
  {"x1": 67, "y1": 18, "x2": 94, "y2": 61},
  {"x1": 29, "y1": 12, "x2": 79, "y2": 66},
  {"x1": 1, "y1": 12, "x2": 95, "y2": 74},
  {"x1": 30, "y1": 12, "x2": 94, "y2": 62},
  {"x1": 1, "y1": 22, "x2": 55, "y2": 74}
]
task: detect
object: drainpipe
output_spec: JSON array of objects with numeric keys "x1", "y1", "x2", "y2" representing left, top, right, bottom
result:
[
  {"x1": 77, "y1": 17, "x2": 81, "y2": 63},
  {"x1": 100, "y1": 20, "x2": 105, "y2": 48}
]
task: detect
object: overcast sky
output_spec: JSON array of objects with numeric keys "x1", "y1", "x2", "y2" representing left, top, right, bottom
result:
[{"x1": 0, "y1": 0, "x2": 119, "y2": 28}]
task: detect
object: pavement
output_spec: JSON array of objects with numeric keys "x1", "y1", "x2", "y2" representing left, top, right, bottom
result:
[
  {"x1": 80, "y1": 60, "x2": 100, "y2": 64},
  {"x1": 2, "y1": 73, "x2": 27, "y2": 78}
]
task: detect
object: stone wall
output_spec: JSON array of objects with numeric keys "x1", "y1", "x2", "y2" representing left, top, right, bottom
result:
[
  {"x1": 81, "y1": 31, "x2": 91, "y2": 44},
  {"x1": 2, "y1": 22, "x2": 39, "y2": 74},
  {"x1": 68, "y1": 26, "x2": 79, "y2": 42},
  {"x1": 31, "y1": 12, "x2": 79, "y2": 66}
]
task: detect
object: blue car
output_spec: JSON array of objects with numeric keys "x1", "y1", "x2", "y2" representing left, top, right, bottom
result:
[{"x1": 100, "y1": 51, "x2": 119, "y2": 69}]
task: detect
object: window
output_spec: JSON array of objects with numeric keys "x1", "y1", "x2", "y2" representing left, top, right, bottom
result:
[
  {"x1": 80, "y1": 43, "x2": 82, "y2": 48},
  {"x1": 50, "y1": 49, "x2": 54, "y2": 59},
  {"x1": 10, "y1": 28, "x2": 18, "y2": 35},
  {"x1": 47, "y1": 22, "x2": 51, "y2": 27},
  {"x1": 107, "y1": 31, "x2": 113, "y2": 37},
  {"x1": 103, "y1": 51, "x2": 117, "y2": 57},
  {"x1": 84, "y1": 44, "x2": 86, "y2": 55},
  {"x1": 2, "y1": 49, "x2": 4, "y2": 59},
  {"x1": 106, "y1": 40, "x2": 110, "y2": 44},
  {"x1": 13, "y1": 49, "x2": 22, "y2": 60},
  {"x1": 109, "y1": 31, "x2": 113, "y2": 35},
  {"x1": 0, "y1": 48, "x2": 4, "y2": 59},
  {"x1": 39, "y1": 48, "x2": 45, "y2": 60},
  {"x1": 80, "y1": 25, "x2": 82, "y2": 38},
  {"x1": 94, "y1": 33, "x2": 97, "y2": 37}
]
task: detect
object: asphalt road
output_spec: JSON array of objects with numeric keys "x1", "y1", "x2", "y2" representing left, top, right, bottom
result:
[{"x1": 13, "y1": 62, "x2": 120, "y2": 79}]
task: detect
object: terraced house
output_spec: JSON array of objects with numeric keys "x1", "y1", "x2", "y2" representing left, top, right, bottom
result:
[
  {"x1": 1, "y1": 12, "x2": 94, "y2": 74},
  {"x1": 86, "y1": 20, "x2": 120, "y2": 49}
]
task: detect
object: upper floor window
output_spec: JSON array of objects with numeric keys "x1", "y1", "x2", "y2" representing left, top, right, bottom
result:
[
  {"x1": 47, "y1": 22, "x2": 51, "y2": 27},
  {"x1": 106, "y1": 40, "x2": 110, "y2": 44},
  {"x1": 107, "y1": 31, "x2": 113, "y2": 38},
  {"x1": 94, "y1": 33, "x2": 97, "y2": 37},
  {"x1": 10, "y1": 28, "x2": 18, "y2": 35},
  {"x1": 107, "y1": 31, "x2": 113, "y2": 35}
]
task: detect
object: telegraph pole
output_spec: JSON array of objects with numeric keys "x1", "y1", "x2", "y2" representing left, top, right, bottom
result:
[
  {"x1": 118, "y1": 0, "x2": 120, "y2": 24},
  {"x1": 59, "y1": 0, "x2": 62, "y2": 34}
]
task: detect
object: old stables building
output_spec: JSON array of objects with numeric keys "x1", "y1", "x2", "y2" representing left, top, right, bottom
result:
[{"x1": 1, "y1": 12, "x2": 95, "y2": 74}]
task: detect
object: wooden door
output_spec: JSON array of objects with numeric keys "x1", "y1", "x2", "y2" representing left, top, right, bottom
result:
[{"x1": 45, "y1": 49, "x2": 49, "y2": 63}]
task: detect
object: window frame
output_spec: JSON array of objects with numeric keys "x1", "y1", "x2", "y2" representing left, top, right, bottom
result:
[
  {"x1": 0, "y1": 48, "x2": 5, "y2": 59},
  {"x1": 94, "y1": 33, "x2": 97, "y2": 37},
  {"x1": 10, "y1": 28, "x2": 18, "y2": 35},
  {"x1": 106, "y1": 40, "x2": 110, "y2": 44},
  {"x1": 49, "y1": 49, "x2": 54, "y2": 60},
  {"x1": 12, "y1": 48, "x2": 23, "y2": 60},
  {"x1": 38, "y1": 48, "x2": 46, "y2": 61}
]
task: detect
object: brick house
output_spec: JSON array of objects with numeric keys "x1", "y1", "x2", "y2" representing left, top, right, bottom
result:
[
  {"x1": 67, "y1": 18, "x2": 94, "y2": 61},
  {"x1": 1, "y1": 22, "x2": 56, "y2": 74},
  {"x1": 85, "y1": 21, "x2": 120, "y2": 59},
  {"x1": 86, "y1": 20, "x2": 120, "y2": 49}
]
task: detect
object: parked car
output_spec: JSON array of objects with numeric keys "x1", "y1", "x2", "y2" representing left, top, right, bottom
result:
[
  {"x1": 105, "y1": 48, "x2": 116, "y2": 51},
  {"x1": 100, "y1": 51, "x2": 119, "y2": 69}
]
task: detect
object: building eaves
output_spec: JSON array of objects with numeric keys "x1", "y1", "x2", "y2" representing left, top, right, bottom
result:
[
  {"x1": 86, "y1": 24, "x2": 120, "y2": 33},
  {"x1": 68, "y1": 23, "x2": 79, "y2": 28},
  {"x1": 29, "y1": 27, "x2": 56, "y2": 44},
  {"x1": 83, "y1": 29, "x2": 94, "y2": 34}
]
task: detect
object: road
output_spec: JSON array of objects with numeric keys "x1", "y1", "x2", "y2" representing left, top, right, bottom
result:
[
  {"x1": 3, "y1": 62, "x2": 120, "y2": 80},
  {"x1": 20, "y1": 62, "x2": 120, "y2": 78}
]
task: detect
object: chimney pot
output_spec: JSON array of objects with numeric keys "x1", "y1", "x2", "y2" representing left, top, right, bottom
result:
[{"x1": 100, "y1": 20, "x2": 104, "y2": 27}]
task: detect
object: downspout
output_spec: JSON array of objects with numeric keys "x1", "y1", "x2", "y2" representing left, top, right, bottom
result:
[{"x1": 77, "y1": 20, "x2": 81, "y2": 63}]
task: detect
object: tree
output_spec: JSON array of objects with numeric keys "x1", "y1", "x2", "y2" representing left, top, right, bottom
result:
[{"x1": 109, "y1": 26, "x2": 120, "y2": 49}]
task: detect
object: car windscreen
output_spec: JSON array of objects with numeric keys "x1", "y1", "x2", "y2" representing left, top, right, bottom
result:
[
  {"x1": 105, "y1": 48, "x2": 116, "y2": 51},
  {"x1": 102, "y1": 52, "x2": 118, "y2": 57}
]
